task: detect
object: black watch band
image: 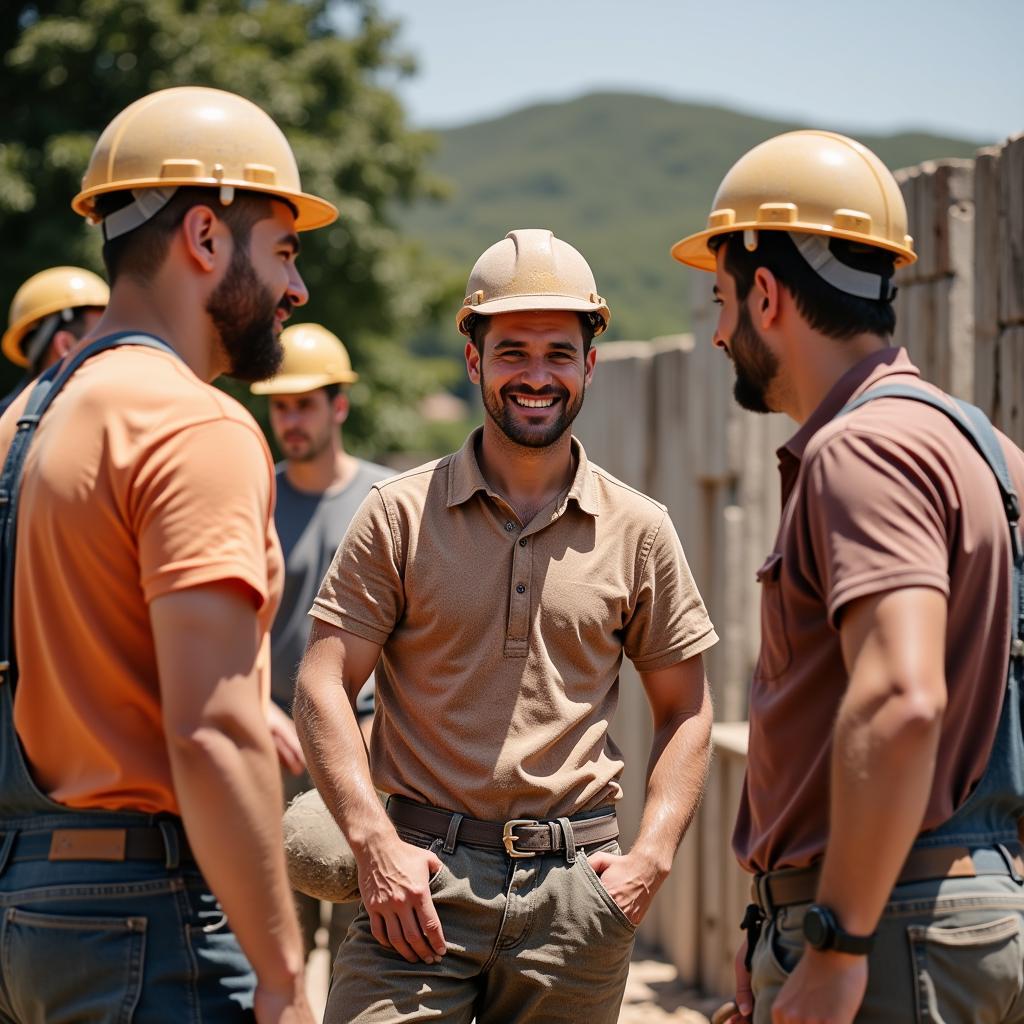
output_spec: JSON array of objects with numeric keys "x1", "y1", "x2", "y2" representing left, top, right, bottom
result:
[{"x1": 802, "y1": 904, "x2": 875, "y2": 955}]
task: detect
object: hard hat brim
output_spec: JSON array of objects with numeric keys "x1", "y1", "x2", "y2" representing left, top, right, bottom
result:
[
  {"x1": 671, "y1": 223, "x2": 917, "y2": 273},
  {"x1": 250, "y1": 370, "x2": 358, "y2": 395},
  {"x1": 73, "y1": 180, "x2": 338, "y2": 233},
  {"x1": 457, "y1": 293, "x2": 611, "y2": 335},
  {"x1": 2, "y1": 319, "x2": 34, "y2": 367}
]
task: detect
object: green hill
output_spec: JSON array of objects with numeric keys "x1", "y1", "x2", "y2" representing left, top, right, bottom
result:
[{"x1": 400, "y1": 92, "x2": 984, "y2": 345}]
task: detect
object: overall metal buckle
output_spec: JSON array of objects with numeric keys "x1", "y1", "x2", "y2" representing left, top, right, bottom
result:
[{"x1": 503, "y1": 819, "x2": 538, "y2": 859}]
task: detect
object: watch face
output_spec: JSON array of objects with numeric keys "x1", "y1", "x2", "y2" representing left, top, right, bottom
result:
[{"x1": 803, "y1": 905, "x2": 833, "y2": 949}]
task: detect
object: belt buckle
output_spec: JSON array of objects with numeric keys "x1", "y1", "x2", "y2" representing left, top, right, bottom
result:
[{"x1": 502, "y1": 819, "x2": 538, "y2": 859}]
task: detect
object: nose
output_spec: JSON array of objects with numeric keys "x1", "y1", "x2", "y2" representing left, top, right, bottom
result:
[
  {"x1": 286, "y1": 263, "x2": 309, "y2": 309},
  {"x1": 712, "y1": 323, "x2": 728, "y2": 350},
  {"x1": 517, "y1": 357, "x2": 552, "y2": 389}
]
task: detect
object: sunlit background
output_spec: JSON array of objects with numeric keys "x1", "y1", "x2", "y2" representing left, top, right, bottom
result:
[{"x1": 3, "y1": 0, "x2": 1021, "y2": 461}]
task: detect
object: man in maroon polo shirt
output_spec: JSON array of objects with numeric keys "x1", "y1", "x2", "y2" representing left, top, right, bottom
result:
[{"x1": 675, "y1": 131, "x2": 1024, "y2": 1024}]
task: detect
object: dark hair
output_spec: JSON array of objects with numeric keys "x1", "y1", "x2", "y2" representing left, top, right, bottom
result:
[
  {"x1": 710, "y1": 231, "x2": 897, "y2": 340},
  {"x1": 322, "y1": 382, "x2": 342, "y2": 401},
  {"x1": 463, "y1": 310, "x2": 600, "y2": 356},
  {"x1": 94, "y1": 187, "x2": 283, "y2": 284}
]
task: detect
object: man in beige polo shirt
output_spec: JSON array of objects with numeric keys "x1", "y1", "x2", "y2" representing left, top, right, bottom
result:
[
  {"x1": 295, "y1": 229, "x2": 717, "y2": 1023},
  {"x1": 675, "y1": 131, "x2": 1024, "y2": 1024}
]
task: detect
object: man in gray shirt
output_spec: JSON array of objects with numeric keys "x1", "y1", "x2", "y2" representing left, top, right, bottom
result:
[{"x1": 252, "y1": 321, "x2": 390, "y2": 958}]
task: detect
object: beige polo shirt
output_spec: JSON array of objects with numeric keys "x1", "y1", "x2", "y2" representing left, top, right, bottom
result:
[
  {"x1": 311, "y1": 428, "x2": 717, "y2": 820},
  {"x1": 734, "y1": 348, "x2": 1024, "y2": 873}
]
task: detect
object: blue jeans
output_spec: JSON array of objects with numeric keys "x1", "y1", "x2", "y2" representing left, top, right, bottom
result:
[{"x1": 0, "y1": 853, "x2": 255, "y2": 1023}]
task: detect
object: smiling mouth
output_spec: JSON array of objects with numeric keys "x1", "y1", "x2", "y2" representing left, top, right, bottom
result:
[{"x1": 510, "y1": 395, "x2": 557, "y2": 409}]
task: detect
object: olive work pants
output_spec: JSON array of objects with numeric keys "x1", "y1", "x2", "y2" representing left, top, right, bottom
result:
[
  {"x1": 324, "y1": 829, "x2": 637, "y2": 1023},
  {"x1": 752, "y1": 873, "x2": 1024, "y2": 1022}
]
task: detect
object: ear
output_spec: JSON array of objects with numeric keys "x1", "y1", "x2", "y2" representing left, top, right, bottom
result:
[
  {"x1": 752, "y1": 267, "x2": 781, "y2": 329},
  {"x1": 180, "y1": 204, "x2": 228, "y2": 274},
  {"x1": 583, "y1": 344, "x2": 597, "y2": 387},
  {"x1": 332, "y1": 391, "x2": 350, "y2": 426},
  {"x1": 465, "y1": 339, "x2": 481, "y2": 384},
  {"x1": 50, "y1": 329, "x2": 77, "y2": 360}
]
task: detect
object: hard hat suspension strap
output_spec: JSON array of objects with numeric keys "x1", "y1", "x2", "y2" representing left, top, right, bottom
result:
[
  {"x1": 791, "y1": 233, "x2": 896, "y2": 302},
  {"x1": 101, "y1": 187, "x2": 179, "y2": 241}
]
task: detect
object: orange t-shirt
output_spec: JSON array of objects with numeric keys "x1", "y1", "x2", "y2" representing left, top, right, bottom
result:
[{"x1": 0, "y1": 345, "x2": 283, "y2": 815}]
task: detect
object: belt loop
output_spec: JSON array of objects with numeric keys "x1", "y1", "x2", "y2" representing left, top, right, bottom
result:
[
  {"x1": 0, "y1": 831, "x2": 15, "y2": 877},
  {"x1": 159, "y1": 820, "x2": 181, "y2": 870},
  {"x1": 557, "y1": 816, "x2": 576, "y2": 864},
  {"x1": 753, "y1": 873, "x2": 773, "y2": 917},
  {"x1": 443, "y1": 813, "x2": 464, "y2": 855},
  {"x1": 997, "y1": 843, "x2": 1024, "y2": 883}
]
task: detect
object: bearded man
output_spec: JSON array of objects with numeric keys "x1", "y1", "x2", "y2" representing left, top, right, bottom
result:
[{"x1": 294, "y1": 229, "x2": 718, "y2": 1024}]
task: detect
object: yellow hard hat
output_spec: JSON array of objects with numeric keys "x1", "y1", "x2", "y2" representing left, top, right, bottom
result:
[
  {"x1": 250, "y1": 323, "x2": 358, "y2": 395},
  {"x1": 73, "y1": 86, "x2": 337, "y2": 237},
  {"x1": 456, "y1": 229, "x2": 611, "y2": 336},
  {"x1": 672, "y1": 130, "x2": 916, "y2": 275},
  {"x1": 3, "y1": 266, "x2": 109, "y2": 367}
]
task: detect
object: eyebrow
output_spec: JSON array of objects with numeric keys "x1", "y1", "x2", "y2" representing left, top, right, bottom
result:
[
  {"x1": 492, "y1": 338, "x2": 579, "y2": 354},
  {"x1": 278, "y1": 233, "x2": 301, "y2": 256}
]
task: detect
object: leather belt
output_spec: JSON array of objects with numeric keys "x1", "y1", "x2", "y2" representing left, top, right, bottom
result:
[
  {"x1": 387, "y1": 797, "x2": 618, "y2": 859},
  {"x1": 753, "y1": 844, "x2": 1024, "y2": 913},
  {"x1": 2, "y1": 826, "x2": 195, "y2": 865}
]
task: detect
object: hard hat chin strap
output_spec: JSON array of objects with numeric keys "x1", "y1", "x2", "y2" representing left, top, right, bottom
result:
[
  {"x1": 101, "y1": 187, "x2": 179, "y2": 241},
  {"x1": 789, "y1": 233, "x2": 896, "y2": 302}
]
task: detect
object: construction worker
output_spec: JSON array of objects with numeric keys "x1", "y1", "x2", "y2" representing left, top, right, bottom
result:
[
  {"x1": 674, "y1": 130, "x2": 1024, "y2": 1023},
  {"x1": 0, "y1": 86, "x2": 336, "y2": 1022},
  {"x1": 294, "y1": 228, "x2": 718, "y2": 1023},
  {"x1": 251, "y1": 321, "x2": 390, "y2": 961},
  {"x1": 1, "y1": 265, "x2": 108, "y2": 414}
]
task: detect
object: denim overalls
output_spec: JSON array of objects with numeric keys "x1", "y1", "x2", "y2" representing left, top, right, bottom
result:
[{"x1": 0, "y1": 334, "x2": 254, "y2": 1022}]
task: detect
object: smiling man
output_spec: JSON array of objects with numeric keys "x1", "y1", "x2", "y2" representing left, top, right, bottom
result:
[
  {"x1": 0, "y1": 87, "x2": 335, "y2": 1023},
  {"x1": 294, "y1": 228, "x2": 718, "y2": 1023}
]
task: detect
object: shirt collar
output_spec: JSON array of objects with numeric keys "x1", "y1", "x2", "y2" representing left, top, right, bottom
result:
[
  {"x1": 447, "y1": 427, "x2": 600, "y2": 517},
  {"x1": 779, "y1": 347, "x2": 920, "y2": 467}
]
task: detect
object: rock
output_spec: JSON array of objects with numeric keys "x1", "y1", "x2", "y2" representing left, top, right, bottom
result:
[{"x1": 282, "y1": 788, "x2": 360, "y2": 903}]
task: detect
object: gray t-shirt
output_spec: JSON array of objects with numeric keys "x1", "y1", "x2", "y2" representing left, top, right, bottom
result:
[{"x1": 271, "y1": 458, "x2": 392, "y2": 710}]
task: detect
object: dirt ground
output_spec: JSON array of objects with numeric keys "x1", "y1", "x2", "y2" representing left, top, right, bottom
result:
[{"x1": 305, "y1": 940, "x2": 722, "y2": 1023}]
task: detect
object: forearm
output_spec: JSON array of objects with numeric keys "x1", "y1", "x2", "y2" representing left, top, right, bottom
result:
[
  {"x1": 293, "y1": 665, "x2": 393, "y2": 856},
  {"x1": 168, "y1": 719, "x2": 304, "y2": 990},
  {"x1": 817, "y1": 685, "x2": 943, "y2": 934},
  {"x1": 631, "y1": 679, "x2": 713, "y2": 875}
]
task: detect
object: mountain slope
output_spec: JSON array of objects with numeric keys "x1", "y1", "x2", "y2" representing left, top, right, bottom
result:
[{"x1": 400, "y1": 92, "x2": 983, "y2": 343}]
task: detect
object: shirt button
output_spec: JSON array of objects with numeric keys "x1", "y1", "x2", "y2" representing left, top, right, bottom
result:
[
  {"x1": 516, "y1": 584, "x2": 526, "y2": 594},
  {"x1": 505, "y1": 521, "x2": 515, "y2": 532},
  {"x1": 519, "y1": 538, "x2": 527, "y2": 547}
]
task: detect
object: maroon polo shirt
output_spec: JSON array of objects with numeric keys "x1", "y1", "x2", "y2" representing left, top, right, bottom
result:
[{"x1": 734, "y1": 348, "x2": 1024, "y2": 873}]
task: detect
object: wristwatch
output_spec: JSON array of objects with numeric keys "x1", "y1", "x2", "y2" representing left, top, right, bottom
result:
[{"x1": 802, "y1": 904, "x2": 875, "y2": 955}]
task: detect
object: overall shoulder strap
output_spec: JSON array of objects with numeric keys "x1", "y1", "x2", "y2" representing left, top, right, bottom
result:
[
  {"x1": 0, "y1": 332, "x2": 179, "y2": 689},
  {"x1": 839, "y1": 382, "x2": 1024, "y2": 656}
]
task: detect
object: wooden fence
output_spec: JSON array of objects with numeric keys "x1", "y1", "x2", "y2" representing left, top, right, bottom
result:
[{"x1": 572, "y1": 130, "x2": 1024, "y2": 997}]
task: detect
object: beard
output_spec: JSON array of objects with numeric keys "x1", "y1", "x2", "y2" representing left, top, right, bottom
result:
[
  {"x1": 280, "y1": 424, "x2": 333, "y2": 463},
  {"x1": 207, "y1": 245, "x2": 286, "y2": 382},
  {"x1": 480, "y1": 371, "x2": 584, "y2": 449},
  {"x1": 729, "y1": 302, "x2": 779, "y2": 414}
]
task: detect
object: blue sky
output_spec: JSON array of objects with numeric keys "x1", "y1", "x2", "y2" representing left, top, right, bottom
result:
[{"x1": 375, "y1": 0, "x2": 1023, "y2": 145}]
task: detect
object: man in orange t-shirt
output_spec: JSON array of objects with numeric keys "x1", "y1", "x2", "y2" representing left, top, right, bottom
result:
[{"x1": 0, "y1": 87, "x2": 335, "y2": 1024}]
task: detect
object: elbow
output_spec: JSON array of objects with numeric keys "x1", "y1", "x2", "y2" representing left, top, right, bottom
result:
[
  {"x1": 882, "y1": 678, "x2": 947, "y2": 739},
  {"x1": 165, "y1": 720, "x2": 240, "y2": 765}
]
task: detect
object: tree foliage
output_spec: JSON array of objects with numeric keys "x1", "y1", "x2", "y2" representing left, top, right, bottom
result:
[{"x1": 0, "y1": 0, "x2": 461, "y2": 456}]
